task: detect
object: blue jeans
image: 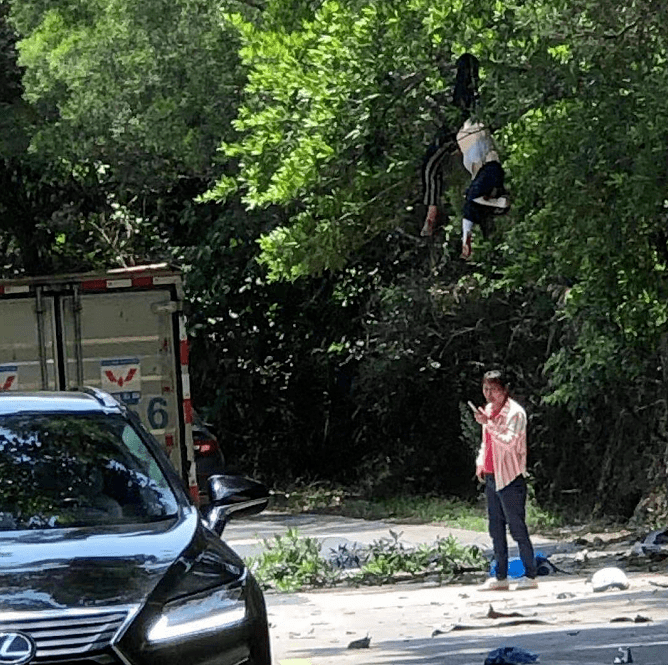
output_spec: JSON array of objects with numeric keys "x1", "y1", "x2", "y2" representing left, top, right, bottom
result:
[{"x1": 485, "y1": 474, "x2": 537, "y2": 579}]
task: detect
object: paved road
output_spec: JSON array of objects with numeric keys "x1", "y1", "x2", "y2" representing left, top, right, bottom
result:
[
  {"x1": 220, "y1": 513, "x2": 668, "y2": 665},
  {"x1": 265, "y1": 574, "x2": 668, "y2": 664},
  {"x1": 222, "y1": 513, "x2": 668, "y2": 664},
  {"x1": 223, "y1": 510, "x2": 559, "y2": 561}
]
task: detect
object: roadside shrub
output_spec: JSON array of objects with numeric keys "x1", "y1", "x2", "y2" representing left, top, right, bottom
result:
[
  {"x1": 248, "y1": 528, "x2": 338, "y2": 591},
  {"x1": 353, "y1": 531, "x2": 486, "y2": 585},
  {"x1": 247, "y1": 528, "x2": 487, "y2": 592}
]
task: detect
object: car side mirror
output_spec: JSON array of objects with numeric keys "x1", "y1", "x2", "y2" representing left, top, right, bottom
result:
[{"x1": 202, "y1": 474, "x2": 269, "y2": 536}]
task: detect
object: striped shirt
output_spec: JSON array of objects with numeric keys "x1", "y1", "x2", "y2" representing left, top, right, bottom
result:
[{"x1": 475, "y1": 397, "x2": 527, "y2": 491}]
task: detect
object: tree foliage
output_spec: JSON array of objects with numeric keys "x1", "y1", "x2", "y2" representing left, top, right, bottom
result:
[
  {"x1": 6, "y1": 0, "x2": 668, "y2": 519},
  {"x1": 8, "y1": 0, "x2": 248, "y2": 189},
  {"x1": 206, "y1": 0, "x2": 465, "y2": 279}
]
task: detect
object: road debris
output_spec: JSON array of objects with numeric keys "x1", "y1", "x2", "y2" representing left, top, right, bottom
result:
[
  {"x1": 630, "y1": 528, "x2": 668, "y2": 557},
  {"x1": 487, "y1": 605, "x2": 529, "y2": 619},
  {"x1": 613, "y1": 646, "x2": 633, "y2": 663},
  {"x1": 590, "y1": 567, "x2": 630, "y2": 592},
  {"x1": 347, "y1": 635, "x2": 371, "y2": 649},
  {"x1": 574, "y1": 548, "x2": 589, "y2": 563},
  {"x1": 483, "y1": 646, "x2": 539, "y2": 664},
  {"x1": 444, "y1": 618, "x2": 551, "y2": 632}
]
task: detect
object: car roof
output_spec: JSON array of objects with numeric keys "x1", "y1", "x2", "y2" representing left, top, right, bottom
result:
[{"x1": 0, "y1": 390, "x2": 123, "y2": 415}]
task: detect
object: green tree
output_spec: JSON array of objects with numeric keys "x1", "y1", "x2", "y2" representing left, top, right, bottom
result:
[
  {"x1": 206, "y1": 0, "x2": 668, "y2": 515},
  {"x1": 9, "y1": 0, "x2": 249, "y2": 190},
  {"x1": 206, "y1": 0, "x2": 469, "y2": 279},
  {"x1": 1, "y1": 0, "x2": 165, "y2": 275},
  {"x1": 10, "y1": 0, "x2": 668, "y2": 518}
]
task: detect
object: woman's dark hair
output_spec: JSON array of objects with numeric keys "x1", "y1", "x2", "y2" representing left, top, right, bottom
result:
[
  {"x1": 483, "y1": 369, "x2": 510, "y2": 391},
  {"x1": 452, "y1": 53, "x2": 479, "y2": 116}
]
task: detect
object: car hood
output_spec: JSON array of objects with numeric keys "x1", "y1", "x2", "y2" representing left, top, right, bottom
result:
[{"x1": 0, "y1": 508, "x2": 199, "y2": 611}]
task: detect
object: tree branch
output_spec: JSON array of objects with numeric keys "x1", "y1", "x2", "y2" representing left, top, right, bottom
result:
[{"x1": 603, "y1": 19, "x2": 641, "y2": 40}]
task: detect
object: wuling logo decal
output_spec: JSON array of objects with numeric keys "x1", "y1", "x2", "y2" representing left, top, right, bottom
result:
[
  {"x1": 1, "y1": 376, "x2": 15, "y2": 390},
  {"x1": 0, "y1": 633, "x2": 36, "y2": 665},
  {"x1": 0, "y1": 365, "x2": 18, "y2": 392},
  {"x1": 104, "y1": 368, "x2": 137, "y2": 388},
  {"x1": 100, "y1": 358, "x2": 142, "y2": 404}
]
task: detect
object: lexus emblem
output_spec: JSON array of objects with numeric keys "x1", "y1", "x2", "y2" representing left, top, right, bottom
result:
[{"x1": 0, "y1": 633, "x2": 36, "y2": 665}]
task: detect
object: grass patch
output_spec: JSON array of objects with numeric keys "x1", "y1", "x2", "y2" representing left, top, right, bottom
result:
[
  {"x1": 271, "y1": 482, "x2": 562, "y2": 534},
  {"x1": 345, "y1": 495, "x2": 489, "y2": 531}
]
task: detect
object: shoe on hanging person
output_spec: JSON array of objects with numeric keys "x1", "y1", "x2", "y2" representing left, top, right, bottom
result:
[
  {"x1": 473, "y1": 195, "x2": 509, "y2": 209},
  {"x1": 515, "y1": 577, "x2": 538, "y2": 590},
  {"x1": 477, "y1": 577, "x2": 510, "y2": 591}
]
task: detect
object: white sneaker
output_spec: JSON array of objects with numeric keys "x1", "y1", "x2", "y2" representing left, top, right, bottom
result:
[
  {"x1": 515, "y1": 577, "x2": 538, "y2": 590},
  {"x1": 478, "y1": 578, "x2": 510, "y2": 591},
  {"x1": 472, "y1": 195, "x2": 509, "y2": 208}
]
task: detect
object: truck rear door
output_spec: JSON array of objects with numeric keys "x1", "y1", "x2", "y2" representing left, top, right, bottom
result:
[{"x1": 0, "y1": 267, "x2": 198, "y2": 501}]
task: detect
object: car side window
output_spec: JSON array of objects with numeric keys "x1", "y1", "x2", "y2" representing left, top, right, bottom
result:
[{"x1": 121, "y1": 423, "x2": 168, "y2": 490}]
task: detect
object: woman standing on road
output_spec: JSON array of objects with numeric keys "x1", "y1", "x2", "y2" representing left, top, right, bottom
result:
[{"x1": 472, "y1": 369, "x2": 538, "y2": 590}]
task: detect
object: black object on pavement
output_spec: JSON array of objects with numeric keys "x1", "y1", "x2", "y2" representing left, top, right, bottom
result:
[{"x1": 484, "y1": 646, "x2": 539, "y2": 665}]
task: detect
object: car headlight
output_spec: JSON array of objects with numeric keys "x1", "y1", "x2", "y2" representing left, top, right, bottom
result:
[{"x1": 146, "y1": 569, "x2": 248, "y2": 643}]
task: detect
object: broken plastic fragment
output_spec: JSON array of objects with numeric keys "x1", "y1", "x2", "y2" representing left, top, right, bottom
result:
[
  {"x1": 590, "y1": 567, "x2": 629, "y2": 592},
  {"x1": 484, "y1": 646, "x2": 539, "y2": 664},
  {"x1": 613, "y1": 646, "x2": 633, "y2": 664},
  {"x1": 347, "y1": 636, "x2": 371, "y2": 649}
]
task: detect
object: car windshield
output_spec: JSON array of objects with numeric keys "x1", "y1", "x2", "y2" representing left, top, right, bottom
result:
[{"x1": 0, "y1": 412, "x2": 179, "y2": 530}]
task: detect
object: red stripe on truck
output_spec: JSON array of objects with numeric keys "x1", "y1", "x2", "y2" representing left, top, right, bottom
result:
[
  {"x1": 81, "y1": 279, "x2": 108, "y2": 291},
  {"x1": 132, "y1": 276, "x2": 153, "y2": 288},
  {"x1": 189, "y1": 484, "x2": 200, "y2": 504},
  {"x1": 183, "y1": 398, "x2": 193, "y2": 424},
  {"x1": 180, "y1": 339, "x2": 189, "y2": 366}
]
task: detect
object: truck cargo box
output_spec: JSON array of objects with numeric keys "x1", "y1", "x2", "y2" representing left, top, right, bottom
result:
[{"x1": 0, "y1": 263, "x2": 198, "y2": 500}]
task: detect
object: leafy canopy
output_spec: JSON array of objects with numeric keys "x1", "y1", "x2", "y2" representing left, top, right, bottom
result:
[
  {"x1": 210, "y1": 0, "x2": 668, "y2": 407},
  {"x1": 9, "y1": 0, "x2": 248, "y2": 188},
  {"x1": 207, "y1": 0, "x2": 477, "y2": 279}
]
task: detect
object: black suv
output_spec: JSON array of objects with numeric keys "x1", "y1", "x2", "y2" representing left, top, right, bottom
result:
[{"x1": 0, "y1": 389, "x2": 270, "y2": 665}]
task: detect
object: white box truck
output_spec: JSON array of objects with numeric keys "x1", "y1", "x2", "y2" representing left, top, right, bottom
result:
[{"x1": 0, "y1": 263, "x2": 198, "y2": 501}]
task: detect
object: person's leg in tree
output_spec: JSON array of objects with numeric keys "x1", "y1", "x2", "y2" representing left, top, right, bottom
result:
[
  {"x1": 470, "y1": 161, "x2": 509, "y2": 209},
  {"x1": 422, "y1": 205, "x2": 439, "y2": 237},
  {"x1": 460, "y1": 161, "x2": 509, "y2": 258},
  {"x1": 461, "y1": 218, "x2": 474, "y2": 258},
  {"x1": 421, "y1": 132, "x2": 455, "y2": 236}
]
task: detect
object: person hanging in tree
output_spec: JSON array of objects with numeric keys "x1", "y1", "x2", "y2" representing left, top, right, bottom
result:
[
  {"x1": 420, "y1": 53, "x2": 510, "y2": 259},
  {"x1": 457, "y1": 118, "x2": 510, "y2": 258}
]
